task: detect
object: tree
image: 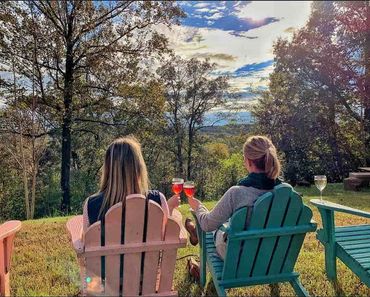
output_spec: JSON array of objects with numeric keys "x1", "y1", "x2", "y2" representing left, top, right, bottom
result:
[
  {"x1": 158, "y1": 56, "x2": 229, "y2": 179},
  {"x1": 252, "y1": 1, "x2": 366, "y2": 182},
  {"x1": 0, "y1": 0, "x2": 184, "y2": 212}
]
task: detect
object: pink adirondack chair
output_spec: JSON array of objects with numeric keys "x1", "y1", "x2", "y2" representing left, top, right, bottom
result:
[
  {"x1": 67, "y1": 194, "x2": 187, "y2": 296},
  {"x1": 0, "y1": 220, "x2": 21, "y2": 297}
]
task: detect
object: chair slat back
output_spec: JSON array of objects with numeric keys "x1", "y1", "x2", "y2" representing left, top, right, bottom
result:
[
  {"x1": 123, "y1": 196, "x2": 146, "y2": 296},
  {"x1": 83, "y1": 194, "x2": 182, "y2": 296},
  {"x1": 142, "y1": 201, "x2": 164, "y2": 295},
  {"x1": 158, "y1": 218, "x2": 181, "y2": 293},
  {"x1": 105, "y1": 203, "x2": 123, "y2": 296},
  {"x1": 222, "y1": 184, "x2": 313, "y2": 281},
  {"x1": 85, "y1": 221, "x2": 103, "y2": 295}
]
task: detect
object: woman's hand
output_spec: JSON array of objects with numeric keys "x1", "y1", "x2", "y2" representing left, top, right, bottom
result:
[
  {"x1": 187, "y1": 197, "x2": 201, "y2": 211},
  {"x1": 167, "y1": 194, "x2": 181, "y2": 214}
]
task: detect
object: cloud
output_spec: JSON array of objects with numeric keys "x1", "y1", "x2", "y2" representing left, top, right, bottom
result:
[
  {"x1": 195, "y1": 7, "x2": 211, "y2": 13},
  {"x1": 229, "y1": 32, "x2": 258, "y2": 38},
  {"x1": 284, "y1": 27, "x2": 296, "y2": 33},
  {"x1": 205, "y1": 12, "x2": 224, "y2": 20},
  {"x1": 193, "y1": 2, "x2": 210, "y2": 8},
  {"x1": 184, "y1": 32, "x2": 205, "y2": 43},
  {"x1": 190, "y1": 52, "x2": 237, "y2": 62}
]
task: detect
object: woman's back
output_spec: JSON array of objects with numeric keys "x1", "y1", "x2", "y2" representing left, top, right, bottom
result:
[{"x1": 86, "y1": 190, "x2": 163, "y2": 226}]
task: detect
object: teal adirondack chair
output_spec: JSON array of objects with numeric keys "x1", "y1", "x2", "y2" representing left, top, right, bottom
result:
[
  {"x1": 310, "y1": 199, "x2": 370, "y2": 287},
  {"x1": 192, "y1": 183, "x2": 317, "y2": 297}
]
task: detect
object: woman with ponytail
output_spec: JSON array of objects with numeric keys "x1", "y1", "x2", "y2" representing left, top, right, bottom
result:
[{"x1": 187, "y1": 135, "x2": 283, "y2": 259}]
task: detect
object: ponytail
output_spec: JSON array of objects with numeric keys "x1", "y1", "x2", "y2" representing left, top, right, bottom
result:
[{"x1": 264, "y1": 146, "x2": 281, "y2": 179}]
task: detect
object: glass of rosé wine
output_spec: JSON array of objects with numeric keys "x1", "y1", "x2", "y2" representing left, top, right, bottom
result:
[
  {"x1": 171, "y1": 178, "x2": 184, "y2": 195},
  {"x1": 183, "y1": 181, "x2": 195, "y2": 200},
  {"x1": 172, "y1": 178, "x2": 184, "y2": 207}
]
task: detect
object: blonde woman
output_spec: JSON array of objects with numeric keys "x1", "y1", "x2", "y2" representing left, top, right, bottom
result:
[
  {"x1": 82, "y1": 136, "x2": 180, "y2": 232},
  {"x1": 187, "y1": 135, "x2": 283, "y2": 259}
]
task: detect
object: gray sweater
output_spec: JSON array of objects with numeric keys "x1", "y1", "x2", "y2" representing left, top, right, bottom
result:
[{"x1": 195, "y1": 186, "x2": 270, "y2": 232}]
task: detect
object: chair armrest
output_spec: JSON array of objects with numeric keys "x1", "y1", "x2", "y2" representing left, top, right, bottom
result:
[
  {"x1": 191, "y1": 210, "x2": 207, "y2": 249},
  {"x1": 310, "y1": 199, "x2": 370, "y2": 219},
  {"x1": 66, "y1": 215, "x2": 84, "y2": 254},
  {"x1": 0, "y1": 220, "x2": 21, "y2": 241},
  {"x1": 218, "y1": 223, "x2": 230, "y2": 233},
  {"x1": 169, "y1": 209, "x2": 187, "y2": 244}
]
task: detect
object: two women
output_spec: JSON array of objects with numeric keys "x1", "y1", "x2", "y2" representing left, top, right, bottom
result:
[{"x1": 83, "y1": 134, "x2": 283, "y2": 261}]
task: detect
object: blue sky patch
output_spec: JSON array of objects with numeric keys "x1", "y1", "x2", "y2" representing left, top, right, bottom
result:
[
  {"x1": 179, "y1": 1, "x2": 279, "y2": 33},
  {"x1": 234, "y1": 60, "x2": 274, "y2": 76}
]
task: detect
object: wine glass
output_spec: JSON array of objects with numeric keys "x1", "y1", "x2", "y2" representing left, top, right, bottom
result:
[
  {"x1": 171, "y1": 178, "x2": 184, "y2": 195},
  {"x1": 184, "y1": 181, "x2": 195, "y2": 200},
  {"x1": 172, "y1": 178, "x2": 184, "y2": 207},
  {"x1": 314, "y1": 175, "x2": 327, "y2": 202}
]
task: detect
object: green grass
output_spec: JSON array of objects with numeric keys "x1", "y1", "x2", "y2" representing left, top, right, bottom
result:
[{"x1": 10, "y1": 184, "x2": 370, "y2": 296}]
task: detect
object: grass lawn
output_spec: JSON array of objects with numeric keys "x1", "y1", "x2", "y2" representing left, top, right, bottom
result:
[{"x1": 10, "y1": 184, "x2": 370, "y2": 296}]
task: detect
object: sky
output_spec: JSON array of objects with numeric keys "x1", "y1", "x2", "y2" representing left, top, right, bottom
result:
[{"x1": 160, "y1": 1, "x2": 312, "y2": 114}]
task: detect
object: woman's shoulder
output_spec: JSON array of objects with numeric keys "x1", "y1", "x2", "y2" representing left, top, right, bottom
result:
[
  {"x1": 225, "y1": 185, "x2": 271, "y2": 200},
  {"x1": 86, "y1": 192, "x2": 104, "y2": 212},
  {"x1": 87, "y1": 192, "x2": 104, "y2": 204},
  {"x1": 226, "y1": 185, "x2": 254, "y2": 194},
  {"x1": 147, "y1": 189, "x2": 163, "y2": 206}
]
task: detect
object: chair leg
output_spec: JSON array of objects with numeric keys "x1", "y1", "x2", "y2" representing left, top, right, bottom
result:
[
  {"x1": 214, "y1": 282, "x2": 226, "y2": 297},
  {"x1": 319, "y1": 209, "x2": 337, "y2": 281},
  {"x1": 290, "y1": 278, "x2": 309, "y2": 297},
  {"x1": 324, "y1": 246, "x2": 337, "y2": 281},
  {"x1": 200, "y1": 247, "x2": 207, "y2": 288}
]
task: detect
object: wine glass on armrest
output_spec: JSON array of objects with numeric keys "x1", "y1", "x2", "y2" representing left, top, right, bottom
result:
[{"x1": 314, "y1": 175, "x2": 327, "y2": 202}]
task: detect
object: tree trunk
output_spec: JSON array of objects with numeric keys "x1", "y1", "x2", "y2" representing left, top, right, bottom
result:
[
  {"x1": 60, "y1": 43, "x2": 74, "y2": 213},
  {"x1": 328, "y1": 96, "x2": 344, "y2": 180},
  {"x1": 175, "y1": 131, "x2": 183, "y2": 176},
  {"x1": 30, "y1": 162, "x2": 37, "y2": 219},
  {"x1": 21, "y1": 158, "x2": 30, "y2": 219},
  {"x1": 12, "y1": 57, "x2": 30, "y2": 219},
  {"x1": 174, "y1": 101, "x2": 183, "y2": 176},
  {"x1": 187, "y1": 123, "x2": 194, "y2": 180}
]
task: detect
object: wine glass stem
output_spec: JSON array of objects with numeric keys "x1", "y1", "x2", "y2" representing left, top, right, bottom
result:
[{"x1": 320, "y1": 190, "x2": 322, "y2": 201}]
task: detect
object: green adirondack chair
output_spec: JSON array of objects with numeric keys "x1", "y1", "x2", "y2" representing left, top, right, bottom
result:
[
  {"x1": 310, "y1": 199, "x2": 370, "y2": 287},
  {"x1": 192, "y1": 183, "x2": 317, "y2": 297}
]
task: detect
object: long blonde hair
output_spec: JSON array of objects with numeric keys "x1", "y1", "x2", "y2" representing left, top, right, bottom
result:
[
  {"x1": 98, "y1": 136, "x2": 149, "y2": 216},
  {"x1": 243, "y1": 135, "x2": 281, "y2": 179}
]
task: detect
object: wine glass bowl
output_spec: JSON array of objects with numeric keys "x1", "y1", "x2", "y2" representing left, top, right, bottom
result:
[
  {"x1": 314, "y1": 175, "x2": 327, "y2": 202},
  {"x1": 171, "y1": 178, "x2": 184, "y2": 195},
  {"x1": 183, "y1": 181, "x2": 195, "y2": 198}
]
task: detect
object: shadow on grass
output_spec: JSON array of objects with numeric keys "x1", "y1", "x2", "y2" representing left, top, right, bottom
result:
[
  {"x1": 269, "y1": 283, "x2": 280, "y2": 296},
  {"x1": 331, "y1": 280, "x2": 346, "y2": 297},
  {"x1": 176, "y1": 272, "x2": 203, "y2": 297}
]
